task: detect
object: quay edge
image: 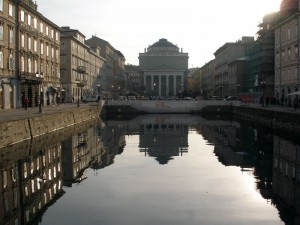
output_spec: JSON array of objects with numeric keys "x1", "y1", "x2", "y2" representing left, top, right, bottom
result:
[{"x1": 0, "y1": 105, "x2": 102, "y2": 149}]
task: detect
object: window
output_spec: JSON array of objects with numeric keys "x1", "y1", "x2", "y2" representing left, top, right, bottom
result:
[
  {"x1": 295, "y1": 45, "x2": 298, "y2": 58},
  {"x1": 46, "y1": 26, "x2": 48, "y2": 36},
  {"x1": 60, "y1": 42, "x2": 65, "y2": 49},
  {"x1": 288, "y1": 47, "x2": 291, "y2": 60},
  {"x1": 34, "y1": 60, "x2": 37, "y2": 72},
  {"x1": 60, "y1": 70, "x2": 65, "y2": 79},
  {"x1": 28, "y1": 58, "x2": 31, "y2": 73},
  {"x1": 0, "y1": 51, "x2": 3, "y2": 68},
  {"x1": 21, "y1": 56, "x2": 24, "y2": 71},
  {"x1": 0, "y1": 0, "x2": 3, "y2": 11},
  {"x1": 28, "y1": 37, "x2": 31, "y2": 50},
  {"x1": 60, "y1": 55, "x2": 65, "y2": 64},
  {"x1": 296, "y1": 24, "x2": 298, "y2": 36},
  {"x1": 34, "y1": 39, "x2": 37, "y2": 52},
  {"x1": 0, "y1": 24, "x2": 3, "y2": 40},
  {"x1": 51, "y1": 29, "x2": 54, "y2": 39},
  {"x1": 33, "y1": 18, "x2": 37, "y2": 29},
  {"x1": 56, "y1": 49, "x2": 59, "y2": 59},
  {"x1": 9, "y1": 28, "x2": 13, "y2": 44},
  {"x1": 21, "y1": 34, "x2": 25, "y2": 48},
  {"x1": 51, "y1": 47, "x2": 54, "y2": 57},
  {"x1": 20, "y1": 10, "x2": 24, "y2": 22},
  {"x1": 40, "y1": 22, "x2": 43, "y2": 33},
  {"x1": 295, "y1": 67, "x2": 298, "y2": 79},
  {"x1": 9, "y1": 54, "x2": 14, "y2": 70},
  {"x1": 46, "y1": 44, "x2": 49, "y2": 56},
  {"x1": 288, "y1": 28, "x2": 291, "y2": 40},
  {"x1": 55, "y1": 32, "x2": 59, "y2": 41},
  {"x1": 40, "y1": 42, "x2": 43, "y2": 54},
  {"x1": 9, "y1": 4, "x2": 14, "y2": 17},
  {"x1": 27, "y1": 14, "x2": 31, "y2": 26}
]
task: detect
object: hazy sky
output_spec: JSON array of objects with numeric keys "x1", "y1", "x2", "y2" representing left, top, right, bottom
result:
[{"x1": 38, "y1": 0, "x2": 282, "y2": 68}]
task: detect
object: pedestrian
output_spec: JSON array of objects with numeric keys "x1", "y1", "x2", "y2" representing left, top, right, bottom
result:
[
  {"x1": 25, "y1": 97, "x2": 29, "y2": 110},
  {"x1": 294, "y1": 96, "x2": 299, "y2": 110}
]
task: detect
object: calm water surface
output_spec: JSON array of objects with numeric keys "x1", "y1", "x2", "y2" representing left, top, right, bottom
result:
[{"x1": 0, "y1": 115, "x2": 298, "y2": 225}]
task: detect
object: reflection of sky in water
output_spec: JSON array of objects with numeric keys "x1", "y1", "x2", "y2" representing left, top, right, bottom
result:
[{"x1": 41, "y1": 131, "x2": 283, "y2": 225}]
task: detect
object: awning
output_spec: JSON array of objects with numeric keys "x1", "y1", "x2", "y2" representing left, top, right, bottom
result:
[{"x1": 287, "y1": 91, "x2": 300, "y2": 96}]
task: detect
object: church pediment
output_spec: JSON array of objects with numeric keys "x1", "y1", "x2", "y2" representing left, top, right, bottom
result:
[{"x1": 144, "y1": 63, "x2": 183, "y2": 71}]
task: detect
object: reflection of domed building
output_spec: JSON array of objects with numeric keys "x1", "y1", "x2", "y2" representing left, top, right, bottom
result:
[{"x1": 139, "y1": 38, "x2": 189, "y2": 97}]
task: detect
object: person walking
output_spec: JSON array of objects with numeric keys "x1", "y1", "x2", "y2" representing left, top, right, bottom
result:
[
  {"x1": 294, "y1": 96, "x2": 299, "y2": 110},
  {"x1": 25, "y1": 97, "x2": 29, "y2": 110}
]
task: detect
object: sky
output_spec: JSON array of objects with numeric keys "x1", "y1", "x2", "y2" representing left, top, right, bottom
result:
[{"x1": 38, "y1": 0, "x2": 282, "y2": 68}]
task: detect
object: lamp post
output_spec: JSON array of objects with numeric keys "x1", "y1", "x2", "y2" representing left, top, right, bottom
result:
[
  {"x1": 75, "y1": 79, "x2": 80, "y2": 107},
  {"x1": 36, "y1": 72, "x2": 44, "y2": 113},
  {"x1": 260, "y1": 79, "x2": 266, "y2": 106},
  {"x1": 236, "y1": 84, "x2": 240, "y2": 96}
]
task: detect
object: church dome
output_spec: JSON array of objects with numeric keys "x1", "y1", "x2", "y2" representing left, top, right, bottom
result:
[
  {"x1": 147, "y1": 38, "x2": 179, "y2": 52},
  {"x1": 280, "y1": 0, "x2": 298, "y2": 17}
]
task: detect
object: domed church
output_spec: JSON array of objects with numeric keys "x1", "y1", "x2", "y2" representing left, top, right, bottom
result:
[{"x1": 139, "y1": 38, "x2": 189, "y2": 97}]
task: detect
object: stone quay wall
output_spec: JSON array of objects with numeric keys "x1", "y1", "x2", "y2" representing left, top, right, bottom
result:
[
  {"x1": 232, "y1": 106, "x2": 300, "y2": 134},
  {"x1": 0, "y1": 106, "x2": 101, "y2": 148}
]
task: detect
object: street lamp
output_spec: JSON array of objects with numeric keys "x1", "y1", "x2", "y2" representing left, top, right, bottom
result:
[
  {"x1": 236, "y1": 84, "x2": 240, "y2": 96},
  {"x1": 36, "y1": 71, "x2": 44, "y2": 113},
  {"x1": 260, "y1": 80, "x2": 266, "y2": 106},
  {"x1": 75, "y1": 79, "x2": 81, "y2": 107}
]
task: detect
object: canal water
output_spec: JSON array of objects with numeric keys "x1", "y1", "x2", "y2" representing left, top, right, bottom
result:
[{"x1": 0, "y1": 114, "x2": 299, "y2": 225}]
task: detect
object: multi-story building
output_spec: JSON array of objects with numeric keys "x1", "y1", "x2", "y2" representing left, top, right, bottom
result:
[
  {"x1": 85, "y1": 36, "x2": 126, "y2": 98},
  {"x1": 60, "y1": 27, "x2": 105, "y2": 103},
  {"x1": 214, "y1": 36, "x2": 254, "y2": 99},
  {"x1": 228, "y1": 57, "x2": 247, "y2": 97},
  {"x1": 201, "y1": 59, "x2": 215, "y2": 99},
  {"x1": 0, "y1": 0, "x2": 60, "y2": 109},
  {"x1": 124, "y1": 64, "x2": 140, "y2": 94},
  {"x1": 244, "y1": 12, "x2": 278, "y2": 104},
  {"x1": 274, "y1": 0, "x2": 300, "y2": 106},
  {"x1": 139, "y1": 38, "x2": 189, "y2": 97}
]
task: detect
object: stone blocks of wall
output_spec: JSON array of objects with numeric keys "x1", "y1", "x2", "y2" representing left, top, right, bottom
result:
[
  {"x1": 0, "y1": 106, "x2": 101, "y2": 148},
  {"x1": 0, "y1": 120, "x2": 31, "y2": 148}
]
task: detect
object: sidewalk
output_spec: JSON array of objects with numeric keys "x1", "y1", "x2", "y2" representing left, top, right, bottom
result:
[
  {"x1": 0, "y1": 103, "x2": 92, "y2": 122},
  {"x1": 240, "y1": 102, "x2": 300, "y2": 115}
]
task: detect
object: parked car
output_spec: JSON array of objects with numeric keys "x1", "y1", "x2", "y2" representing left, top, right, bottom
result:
[
  {"x1": 82, "y1": 95, "x2": 100, "y2": 103},
  {"x1": 183, "y1": 97, "x2": 194, "y2": 100},
  {"x1": 224, "y1": 96, "x2": 240, "y2": 101}
]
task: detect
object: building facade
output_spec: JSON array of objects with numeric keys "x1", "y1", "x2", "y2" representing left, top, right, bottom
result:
[
  {"x1": 139, "y1": 38, "x2": 189, "y2": 97},
  {"x1": 0, "y1": 0, "x2": 60, "y2": 109},
  {"x1": 214, "y1": 36, "x2": 254, "y2": 99},
  {"x1": 124, "y1": 64, "x2": 140, "y2": 94},
  {"x1": 85, "y1": 36, "x2": 126, "y2": 99},
  {"x1": 60, "y1": 27, "x2": 105, "y2": 103},
  {"x1": 274, "y1": 0, "x2": 300, "y2": 106}
]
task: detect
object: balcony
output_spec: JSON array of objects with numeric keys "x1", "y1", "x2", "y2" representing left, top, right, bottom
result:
[{"x1": 76, "y1": 66, "x2": 86, "y2": 74}]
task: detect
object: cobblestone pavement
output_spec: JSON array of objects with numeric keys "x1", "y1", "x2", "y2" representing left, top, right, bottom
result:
[{"x1": 0, "y1": 101, "x2": 299, "y2": 123}]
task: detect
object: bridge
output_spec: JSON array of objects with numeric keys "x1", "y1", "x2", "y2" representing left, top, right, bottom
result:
[{"x1": 103, "y1": 100, "x2": 241, "y2": 114}]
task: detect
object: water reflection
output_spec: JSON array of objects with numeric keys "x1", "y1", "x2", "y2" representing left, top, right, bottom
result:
[{"x1": 0, "y1": 114, "x2": 299, "y2": 224}]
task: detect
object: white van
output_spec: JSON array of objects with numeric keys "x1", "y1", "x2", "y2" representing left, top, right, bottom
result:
[{"x1": 82, "y1": 95, "x2": 100, "y2": 103}]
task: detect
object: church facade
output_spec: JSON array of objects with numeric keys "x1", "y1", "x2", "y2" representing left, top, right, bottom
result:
[{"x1": 139, "y1": 38, "x2": 189, "y2": 97}]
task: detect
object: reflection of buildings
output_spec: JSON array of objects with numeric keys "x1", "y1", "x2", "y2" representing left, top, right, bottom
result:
[
  {"x1": 272, "y1": 136, "x2": 300, "y2": 224},
  {"x1": 139, "y1": 123, "x2": 188, "y2": 164},
  {"x1": 0, "y1": 119, "x2": 109, "y2": 224},
  {"x1": 0, "y1": 142, "x2": 63, "y2": 225}
]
